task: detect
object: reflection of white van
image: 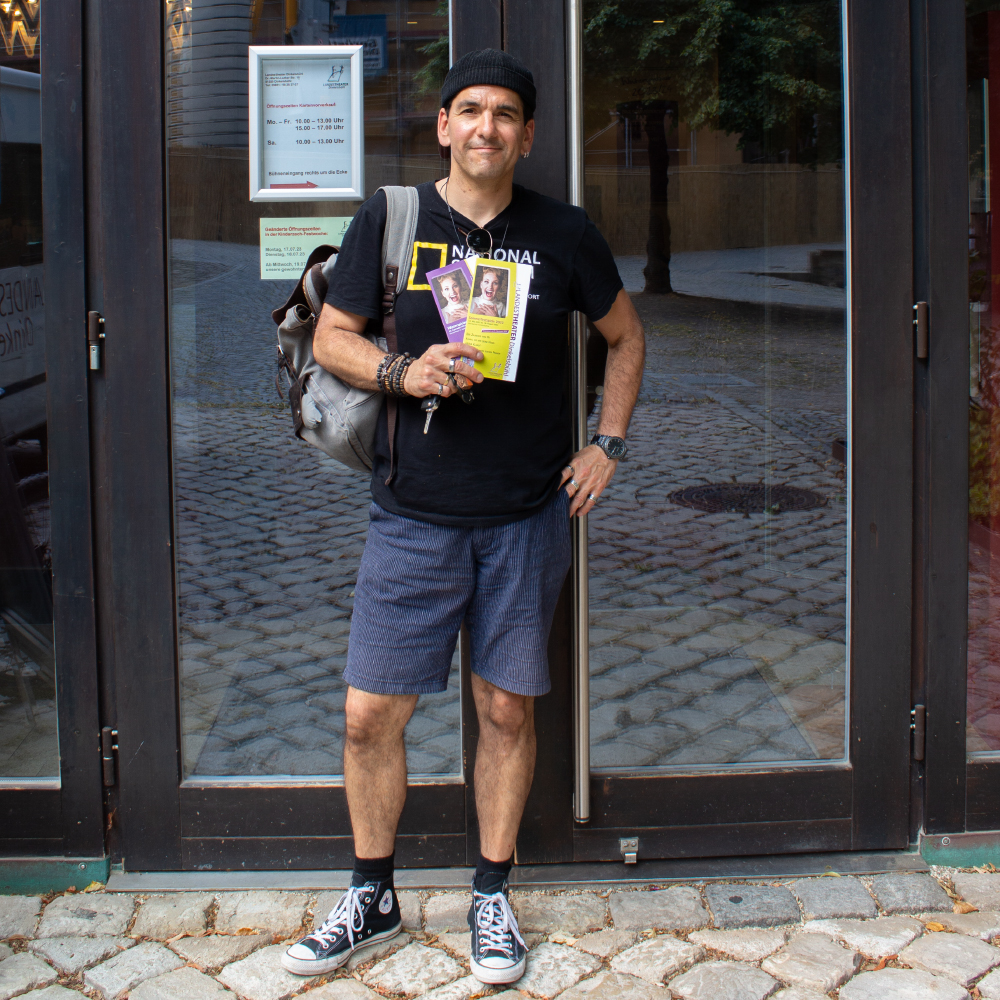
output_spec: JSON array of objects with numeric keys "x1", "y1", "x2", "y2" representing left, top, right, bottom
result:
[{"x1": 0, "y1": 66, "x2": 44, "y2": 443}]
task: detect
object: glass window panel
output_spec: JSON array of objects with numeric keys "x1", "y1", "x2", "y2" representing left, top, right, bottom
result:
[
  {"x1": 968, "y1": 5, "x2": 1000, "y2": 755},
  {"x1": 583, "y1": 0, "x2": 849, "y2": 769},
  {"x1": 167, "y1": 0, "x2": 457, "y2": 778},
  {"x1": 0, "y1": 1, "x2": 57, "y2": 779}
]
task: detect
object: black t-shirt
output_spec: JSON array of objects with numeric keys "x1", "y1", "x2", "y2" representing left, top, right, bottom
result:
[{"x1": 325, "y1": 180, "x2": 623, "y2": 526}]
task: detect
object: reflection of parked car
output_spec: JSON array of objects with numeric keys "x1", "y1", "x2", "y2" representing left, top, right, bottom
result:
[
  {"x1": 0, "y1": 66, "x2": 44, "y2": 443},
  {"x1": 0, "y1": 66, "x2": 50, "y2": 729}
]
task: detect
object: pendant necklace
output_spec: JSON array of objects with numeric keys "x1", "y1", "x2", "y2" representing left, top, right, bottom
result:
[{"x1": 442, "y1": 177, "x2": 513, "y2": 258}]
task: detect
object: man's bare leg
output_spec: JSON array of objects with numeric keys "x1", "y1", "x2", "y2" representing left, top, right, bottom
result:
[
  {"x1": 471, "y1": 674, "x2": 536, "y2": 861},
  {"x1": 344, "y1": 686, "x2": 418, "y2": 857}
]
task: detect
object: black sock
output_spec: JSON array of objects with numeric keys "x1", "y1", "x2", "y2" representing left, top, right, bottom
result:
[
  {"x1": 474, "y1": 852, "x2": 512, "y2": 895},
  {"x1": 352, "y1": 852, "x2": 394, "y2": 887}
]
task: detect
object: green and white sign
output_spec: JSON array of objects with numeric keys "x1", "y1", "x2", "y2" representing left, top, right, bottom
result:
[{"x1": 259, "y1": 216, "x2": 352, "y2": 280}]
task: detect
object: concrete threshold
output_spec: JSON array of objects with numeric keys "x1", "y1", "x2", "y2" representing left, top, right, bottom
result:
[{"x1": 105, "y1": 849, "x2": 926, "y2": 892}]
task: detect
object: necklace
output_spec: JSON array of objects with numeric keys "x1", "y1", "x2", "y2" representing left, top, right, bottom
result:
[{"x1": 442, "y1": 178, "x2": 513, "y2": 258}]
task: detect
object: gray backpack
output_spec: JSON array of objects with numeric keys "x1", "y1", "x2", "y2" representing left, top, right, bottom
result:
[{"x1": 272, "y1": 186, "x2": 420, "y2": 474}]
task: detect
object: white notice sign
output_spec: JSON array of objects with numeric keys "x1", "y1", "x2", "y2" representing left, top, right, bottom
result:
[{"x1": 249, "y1": 46, "x2": 364, "y2": 202}]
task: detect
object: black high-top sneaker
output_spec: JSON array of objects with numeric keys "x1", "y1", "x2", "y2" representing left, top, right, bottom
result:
[
  {"x1": 282, "y1": 880, "x2": 401, "y2": 976},
  {"x1": 468, "y1": 878, "x2": 527, "y2": 985}
]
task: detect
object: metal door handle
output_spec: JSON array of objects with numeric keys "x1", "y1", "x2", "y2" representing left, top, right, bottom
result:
[
  {"x1": 570, "y1": 314, "x2": 590, "y2": 824},
  {"x1": 567, "y1": 0, "x2": 589, "y2": 824}
]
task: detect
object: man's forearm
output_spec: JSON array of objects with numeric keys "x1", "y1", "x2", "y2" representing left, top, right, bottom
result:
[
  {"x1": 598, "y1": 328, "x2": 644, "y2": 438},
  {"x1": 313, "y1": 322, "x2": 387, "y2": 391}
]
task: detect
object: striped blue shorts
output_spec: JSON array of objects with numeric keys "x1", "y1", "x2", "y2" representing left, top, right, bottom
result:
[{"x1": 345, "y1": 490, "x2": 572, "y2": 697}]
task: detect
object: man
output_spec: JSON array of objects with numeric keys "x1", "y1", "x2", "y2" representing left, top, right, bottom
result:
[
  {"x1": 282, "y1": 48, "x2": 645, "y2": 985},
  {"x1": 470, "y1": 265, "x2": 507, "y2": 317}
]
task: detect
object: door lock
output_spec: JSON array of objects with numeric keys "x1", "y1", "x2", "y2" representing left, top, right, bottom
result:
[{"x1": 620, "y1": 837, "x2": 638, "y2": 864}]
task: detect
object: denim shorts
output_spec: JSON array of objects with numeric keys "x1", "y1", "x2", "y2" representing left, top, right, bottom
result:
[{"x1": 344, "y1": 490, "x2": 572, "y2": 697}]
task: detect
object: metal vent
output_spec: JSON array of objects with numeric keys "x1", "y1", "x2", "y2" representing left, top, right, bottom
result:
[{"x1": 667, "y1": 483, "x2": 827, "y2": 515}]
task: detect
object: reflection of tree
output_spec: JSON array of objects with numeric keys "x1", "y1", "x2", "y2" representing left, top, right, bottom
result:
[
  {"x1": 414, "y1": 0, "x2": 449, "y2": 100},
  {"x1": 584, "y1": 0, "x2": 843, "y2": 292}
]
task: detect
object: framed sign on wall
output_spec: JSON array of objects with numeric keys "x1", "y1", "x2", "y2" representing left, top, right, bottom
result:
[{"x1": 248, "y1": 45, "x2": 364, "y2": 201}]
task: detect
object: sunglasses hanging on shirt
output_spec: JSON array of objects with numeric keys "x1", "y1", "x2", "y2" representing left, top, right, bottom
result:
[{"x1": 443, "y1": 178, "x2": 513, "y2": 258}]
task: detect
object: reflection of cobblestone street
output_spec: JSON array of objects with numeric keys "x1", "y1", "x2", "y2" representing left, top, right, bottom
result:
[
  {"x1": 174, "y1": 404, "x2": 463, "y2": 777},
  {"x1": 171, "y1": 240, "x2": 459, "y2": 777},
  {"x1": 588, "y1": 383, "x2": 847, "y2": 767},
  {"x1": 171, "y1": 240, "x2": 847, "y2": 777}
]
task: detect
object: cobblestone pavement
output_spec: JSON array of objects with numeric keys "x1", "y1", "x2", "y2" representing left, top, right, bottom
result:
[
  {"x1": 168, "y1": 240, "x2": 846, "y2": 776},
  {"x1": 4, "y1": 868, "x2": 999, "y2": 998}
]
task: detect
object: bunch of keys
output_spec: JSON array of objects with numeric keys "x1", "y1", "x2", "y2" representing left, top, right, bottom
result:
[{"x1": 422, "y1": 373, "x2": 475, "y2": 434}]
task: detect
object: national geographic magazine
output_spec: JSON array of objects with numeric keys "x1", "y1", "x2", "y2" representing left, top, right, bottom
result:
[{"x1": 461, "y1": 258, "x2": 532, "y2": 382}]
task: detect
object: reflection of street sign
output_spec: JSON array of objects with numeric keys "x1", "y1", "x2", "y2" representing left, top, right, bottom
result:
[{"x1": 330, "y1": 15, "x2": 386, "y2": 78}]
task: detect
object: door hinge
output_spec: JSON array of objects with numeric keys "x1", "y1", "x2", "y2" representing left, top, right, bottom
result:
[
  {"x1": 87, "y1": 311, "x2": 105, "y2": 370},
  {"x1": 101, "y1": 727, "x2": 118, "y2": 786},
  {"x1": 913, "y1": 301, "x2": 929, "y2": 359},
  {"x1": 620, "y1": 836, "x2": 638, "y2": 864},
  {"x1": 911, "y1": 704, "x2": 926, "y2": 761}
]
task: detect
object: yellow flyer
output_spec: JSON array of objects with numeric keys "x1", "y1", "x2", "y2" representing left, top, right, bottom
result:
[{"x1": 462, "y1": 258, "x2": 532, "y2": 381}]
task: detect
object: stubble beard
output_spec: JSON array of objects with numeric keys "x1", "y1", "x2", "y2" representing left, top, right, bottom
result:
[{"x1": 453, "y1": 144, "x2": 514, "y2": 184}]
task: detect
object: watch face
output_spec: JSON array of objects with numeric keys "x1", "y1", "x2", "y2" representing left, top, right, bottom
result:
[{"x1": 599, "y1": 436, "x2": 627, "y2": 459}]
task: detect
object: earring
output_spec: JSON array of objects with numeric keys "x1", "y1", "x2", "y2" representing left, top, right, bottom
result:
[{"x1": 522, "y1": 151, "x2": 530, "y2": 159}]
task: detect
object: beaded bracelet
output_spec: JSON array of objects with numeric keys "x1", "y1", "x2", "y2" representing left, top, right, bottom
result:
[
  {"x1": 376, "y1": 353, "x2": 398, "y2": 395},
  {"x1": 389, "y1": 354, "x2": 414, "y2": 397},
  {"x1": 376, "y1": 352, "x2": 413, "y2": 397}
]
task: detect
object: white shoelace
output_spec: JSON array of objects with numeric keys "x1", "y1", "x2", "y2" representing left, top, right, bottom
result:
[
  {"x1": 474, "y1": 890, "x2": 526, "y2": 958},
  {"x1": 308, "y1": 885, "x2": 367, "y2": 950}
]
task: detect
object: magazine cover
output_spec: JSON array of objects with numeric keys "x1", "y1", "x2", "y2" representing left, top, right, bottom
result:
[
  {"x1": 426, "y1": 259, "x2": 473, "y2": 342},
  {"x1": 462, "y1": 258, "x2": 532, "y2": 381}
]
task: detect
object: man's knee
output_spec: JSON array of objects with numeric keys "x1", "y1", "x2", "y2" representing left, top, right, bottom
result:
[
  {"x1": 345, "y1": 688, "x2": 415, "y2": 747},
  {"x1": 480, "y1": 686, "x2": 533, "y2": 737}
]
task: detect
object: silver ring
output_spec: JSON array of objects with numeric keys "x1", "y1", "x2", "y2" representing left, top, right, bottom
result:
[
  {"x1": 436, "y1": 382, "x2": 444, "y2": 395},
  {"x1": 569, "y1": 479, "x2": 578, "y2": 489},
  {"x1": 587, "y1": 493, "x2": 597, "y2": 504},
  {"x1": 448, "y1": 357, "x2": 456, "y2": 372}
]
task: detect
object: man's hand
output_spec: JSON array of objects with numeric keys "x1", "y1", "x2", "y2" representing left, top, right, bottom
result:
[
  {"x1": 403, "y1": 341, "x2": 485, "y2": 398},
  {"x1": 560, "y1": 444, "x2": 617, "y2": 517}
]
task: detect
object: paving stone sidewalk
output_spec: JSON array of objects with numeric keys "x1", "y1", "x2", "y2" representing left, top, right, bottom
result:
[{"x1": 2, "y1": 868, "x2": 998, "y2": 999}]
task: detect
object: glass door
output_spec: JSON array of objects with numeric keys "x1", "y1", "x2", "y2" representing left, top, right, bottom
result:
[
  {"x1": 1, "y1": 0, "x2": 103, "y2": 855},
  {"x1": 573, "y1": 0, "x2": 913, "y2": 858},
  {"x1": 166, "y1": 0, "x2": 466, "y2": 867}
]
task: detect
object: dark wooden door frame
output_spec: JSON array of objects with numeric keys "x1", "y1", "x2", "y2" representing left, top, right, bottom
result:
[
  {"x1": 517, "y1": 0, "x2": 917, "y2": 861},
  {"x1": 911, "y1": 0, "x2": 971, "y2": 835},
  {"x1": 94, "y1": 0, "x2": 934, "y2": 870},
  {"x1": 1, "y1": 0, "x2": 105, "y2": 858},
  {"x1": 92, "y1": 0, "x2": 550, "y2": 872}
]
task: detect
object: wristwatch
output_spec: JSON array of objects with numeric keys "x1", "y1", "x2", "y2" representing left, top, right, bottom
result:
[{"x1": 591, "y1": 434, "x2": 628, "y2": 460}]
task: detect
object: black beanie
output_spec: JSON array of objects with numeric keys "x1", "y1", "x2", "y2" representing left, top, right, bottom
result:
[{"x1": 440, "y1": 49, "x2": 536, "y2": 122}]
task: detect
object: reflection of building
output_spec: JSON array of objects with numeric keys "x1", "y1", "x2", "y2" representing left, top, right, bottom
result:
[{"x1": 166, "y1": 0, "x2": 252, "y2": 148}]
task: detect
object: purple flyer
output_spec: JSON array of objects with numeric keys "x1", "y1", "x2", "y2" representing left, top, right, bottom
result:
[{"x1": 426, "y1": 259, "x2": 473, "y2": 342}]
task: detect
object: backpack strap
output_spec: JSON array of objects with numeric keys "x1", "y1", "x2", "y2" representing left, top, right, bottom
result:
[{"x1": 379, "y1": 185, "x2": 420, "y2": 485}]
